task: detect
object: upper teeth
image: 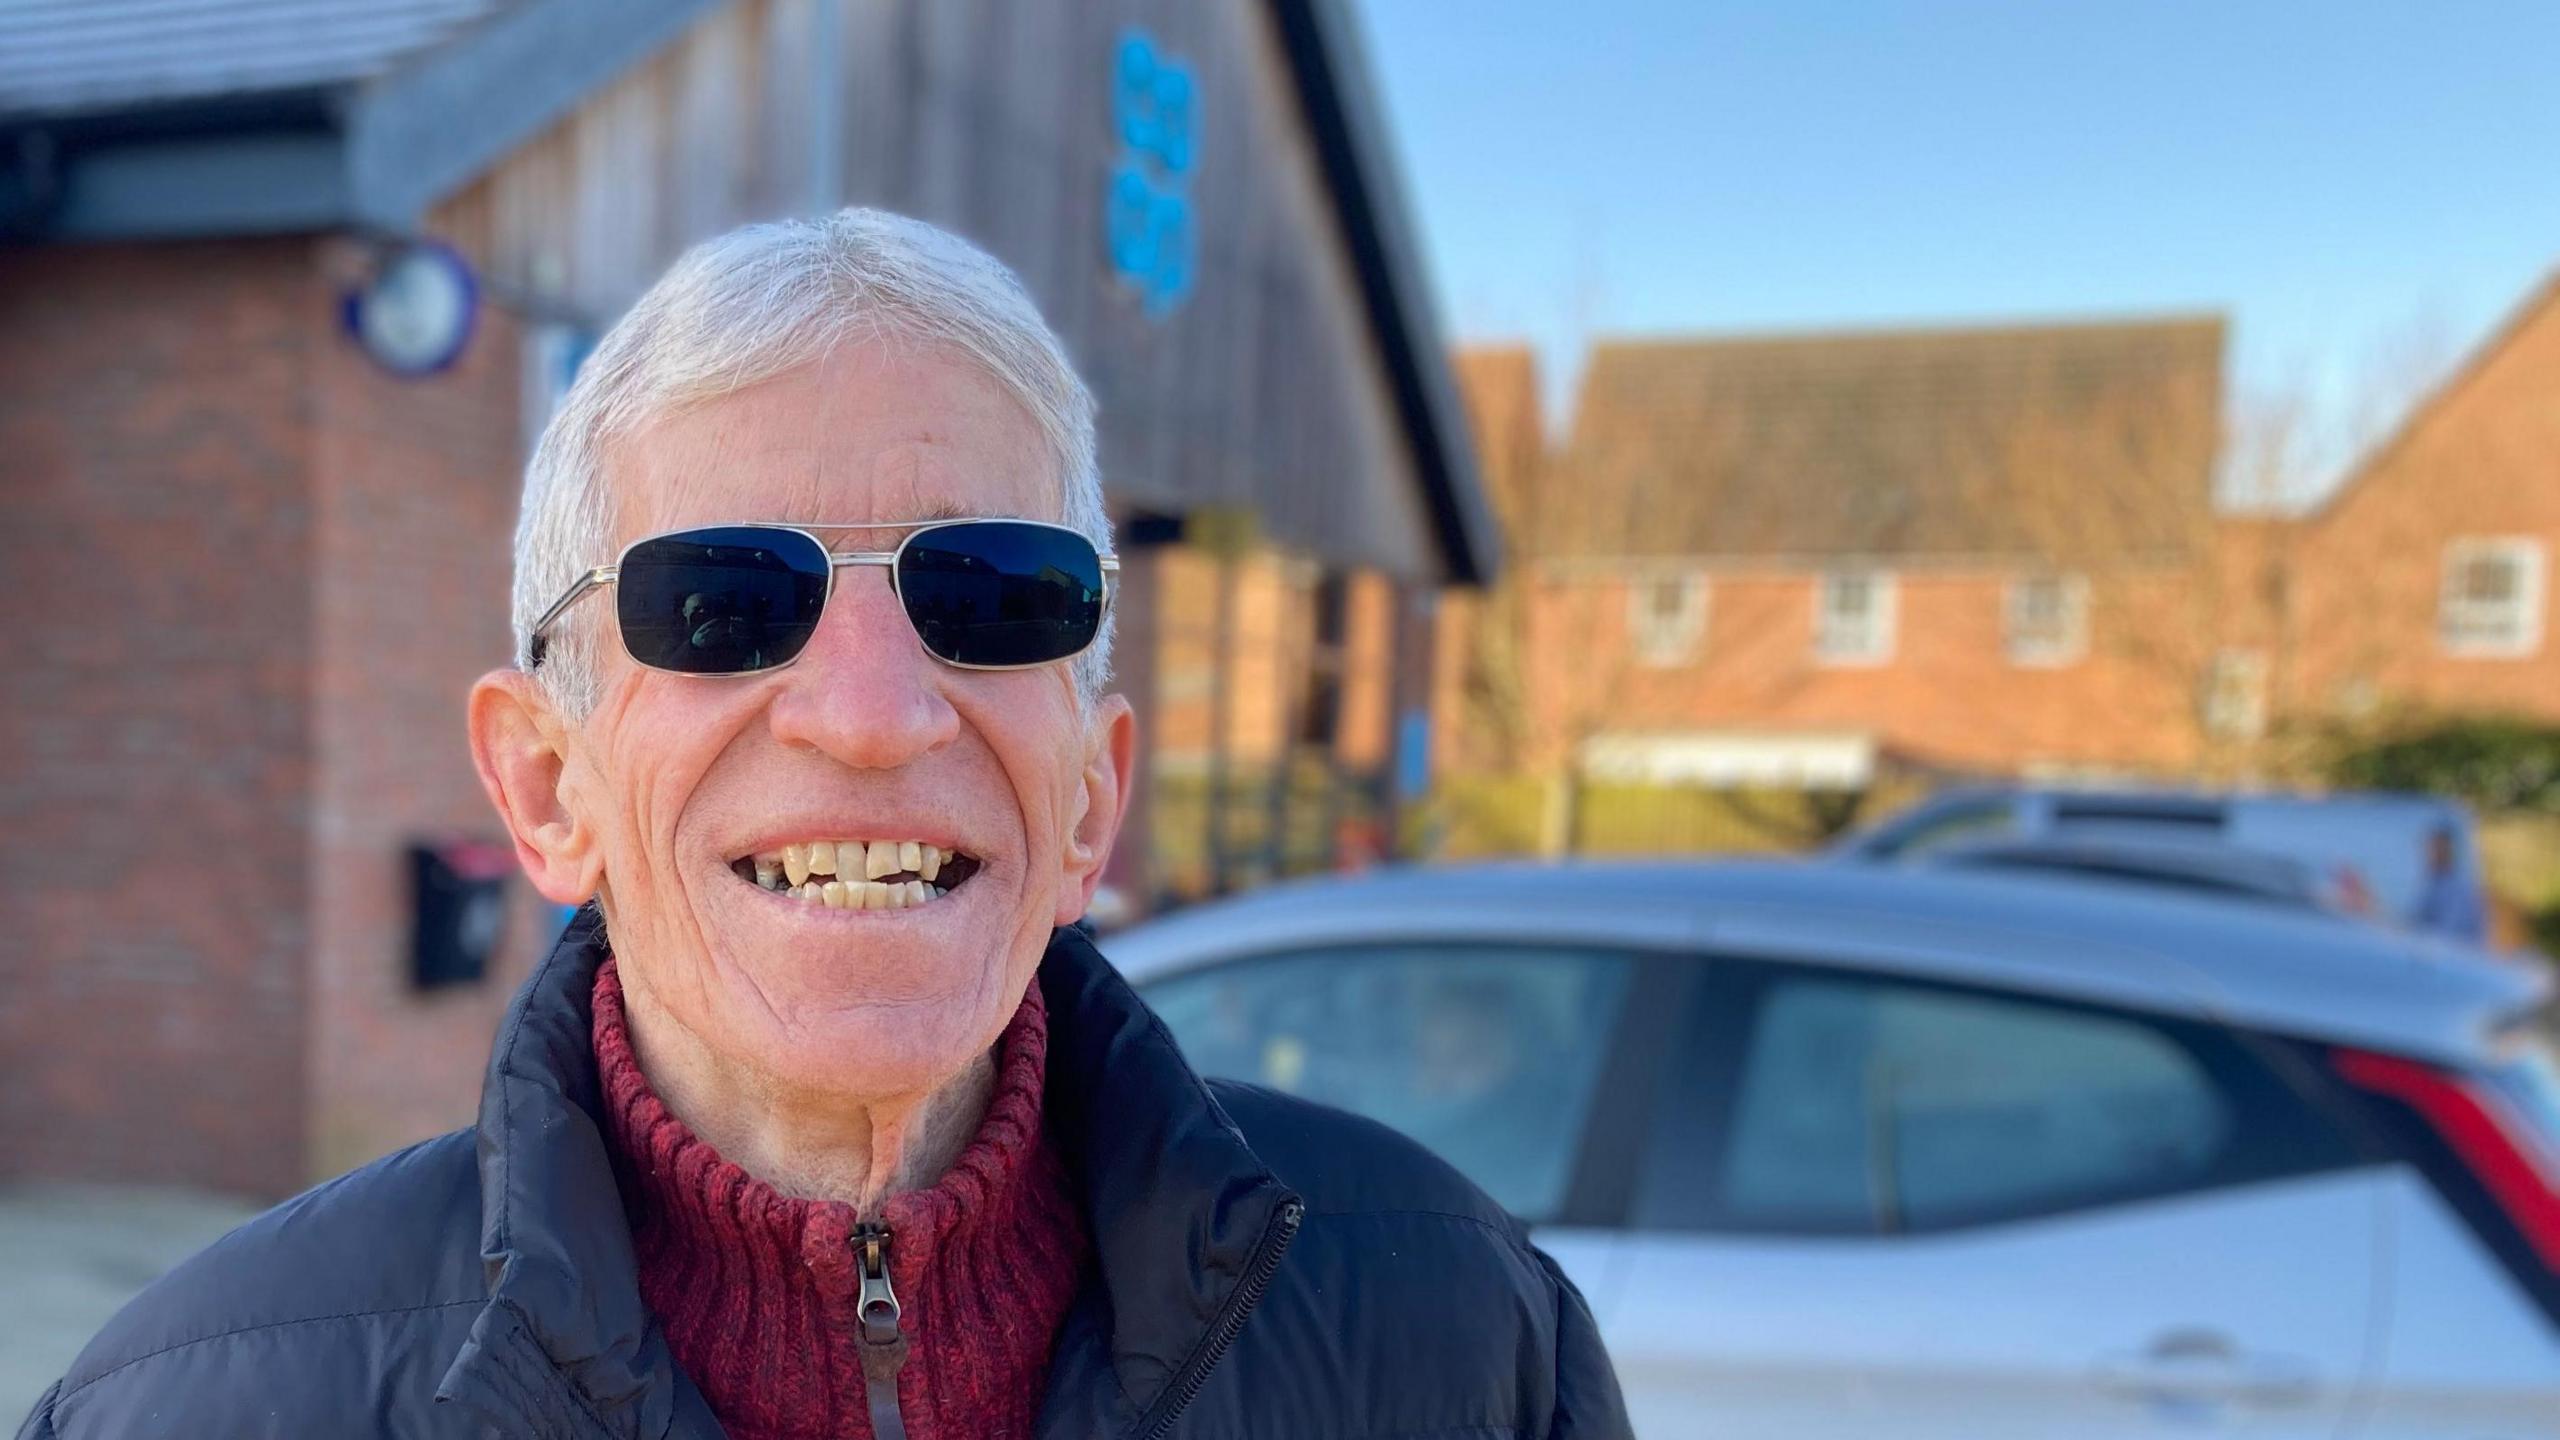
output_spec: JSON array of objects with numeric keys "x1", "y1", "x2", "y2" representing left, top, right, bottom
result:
[{"x1": 752, "y1": 841, "x2": 957, "y2": 910}]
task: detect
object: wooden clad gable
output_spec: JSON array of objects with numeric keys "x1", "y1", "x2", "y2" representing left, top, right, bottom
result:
[{"x1": 429, "y1": 0, "x2": 1472, "y2": 583}]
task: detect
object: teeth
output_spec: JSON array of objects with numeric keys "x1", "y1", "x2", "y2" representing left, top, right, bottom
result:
[
  {"x1": 751, "y1": 839, "x2": 966, "y2": 898},
  {"x1": 821, "y1": 880, "x2": 847, "y2": 909}
]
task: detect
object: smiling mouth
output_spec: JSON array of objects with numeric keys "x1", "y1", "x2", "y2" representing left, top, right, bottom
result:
[{"x1": 728, "y1": 839, "x2": 983, "y2": 911}]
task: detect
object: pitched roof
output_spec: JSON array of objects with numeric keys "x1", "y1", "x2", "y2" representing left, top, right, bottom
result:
[
  {"x1": 0, "y1": 0, "x2": 722, "y2": 240},
  {"x1": 1450, "y1": 345, "x2": 1541, "y2": 532},
  {"x1": 1267, "y1": 0, "x2": 1496, "y2": 584},
  {"x1": 0, "y1": 0, "x2": 510, "y2": 119},
  {"x1": 1550, "y1": 315, "x2": 2226, "y2": 561},
  {"x1": 2307, "y1": 268, "x2": 2560, "y2": 522}
]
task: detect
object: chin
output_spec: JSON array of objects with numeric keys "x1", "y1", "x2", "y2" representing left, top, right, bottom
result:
[
  {"x1": 713, "y1": 923, "x2": 1022, "y2": 1088},
  {"x1": 756, "y1": 997, "x2": 999, "y2": 1100}
]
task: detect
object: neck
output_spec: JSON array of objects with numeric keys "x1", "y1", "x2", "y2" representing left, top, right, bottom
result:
[{"x1": 617, "y1": 978, "x2": 999, "y2": 1212}]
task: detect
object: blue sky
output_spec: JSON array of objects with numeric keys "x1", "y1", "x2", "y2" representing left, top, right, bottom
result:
[{"x1": 1349, "y1": 0, "x2": 2560, "y2": 500}]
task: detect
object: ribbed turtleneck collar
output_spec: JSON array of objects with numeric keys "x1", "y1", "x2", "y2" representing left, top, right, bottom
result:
[{"x1": 591, "y1": 957, "x2": 1087, "y2": 1440}]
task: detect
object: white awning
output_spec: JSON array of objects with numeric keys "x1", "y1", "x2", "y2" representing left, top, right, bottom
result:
[{"x1": 1579, "y1": 730, "x2": 1878, "y2": 788}]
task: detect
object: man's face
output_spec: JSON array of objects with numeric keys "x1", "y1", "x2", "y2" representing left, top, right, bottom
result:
[{"x1": 526, "y1": 340, "x2": 1126, "y2": 1102}]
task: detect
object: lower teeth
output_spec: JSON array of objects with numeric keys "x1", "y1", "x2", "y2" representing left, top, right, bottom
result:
[{"x1": 777, "y1": 879, "x2": 948, "y2": 910}]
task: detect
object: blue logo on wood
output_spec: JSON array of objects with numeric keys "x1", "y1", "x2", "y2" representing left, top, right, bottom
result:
[{"x1": 1108, "y1": 29, "x2": 1196, "y2": 318}]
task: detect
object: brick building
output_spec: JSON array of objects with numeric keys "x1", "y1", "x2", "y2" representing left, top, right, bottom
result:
[
  {"x1": 0, "y1": 0, "x2": 1489, "y2": 1195},
  {"x1": 1439, "y1": 316, "x2": 2229, "y2": 793},
  {"x1": 2280, "y1": 274, "x2": 2560, "y2": 724}
]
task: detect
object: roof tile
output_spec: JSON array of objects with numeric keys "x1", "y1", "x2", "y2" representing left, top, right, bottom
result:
[{"x1": 1551, "y1": 316, "x2": 2225, "y2": 561}]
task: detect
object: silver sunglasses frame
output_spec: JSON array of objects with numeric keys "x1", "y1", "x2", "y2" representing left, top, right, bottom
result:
[{"x1": 528, "y1": 517, "x2": 1120, "y2": 676}]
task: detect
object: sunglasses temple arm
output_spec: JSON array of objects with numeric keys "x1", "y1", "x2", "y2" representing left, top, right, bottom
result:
[{"x1": 526, "y1": 566, "x2": 617, "y2": 660}]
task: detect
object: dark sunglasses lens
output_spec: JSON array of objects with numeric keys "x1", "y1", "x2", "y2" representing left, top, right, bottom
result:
[
  {"x1": 898, "y1": 522, "x2": 1106, "y2": 667},
  {"x1": 616, "y1": 527, "x2": 830, "y2": 674}
]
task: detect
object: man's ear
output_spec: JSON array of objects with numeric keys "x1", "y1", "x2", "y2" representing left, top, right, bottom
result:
[
  {"x1": 1056, "y1": 694, "x2": 1137, "y2": 923},
  {"x1": 467, "y1": 669, "x2": 604, "y2": 906}
]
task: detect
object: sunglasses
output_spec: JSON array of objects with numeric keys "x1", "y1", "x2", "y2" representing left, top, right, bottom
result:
[{"x1": 529, "y1": 518, "x2": 1119, "y2": 676}]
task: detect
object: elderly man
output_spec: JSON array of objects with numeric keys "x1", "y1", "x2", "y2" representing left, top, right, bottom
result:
[{"x1": 18, "y1": 210, "x2": 1629, "y2": 1440}]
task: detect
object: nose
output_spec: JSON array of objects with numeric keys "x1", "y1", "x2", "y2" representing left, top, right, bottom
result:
[{"x1": 764, "y1": 566, "x2": 960, "y2": 767}]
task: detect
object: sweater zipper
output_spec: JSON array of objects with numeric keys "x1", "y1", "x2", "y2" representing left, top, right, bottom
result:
[
  {"x1": 853, "y1": 1221, "x2": 910, "y2": 1440},
  {"x1": 1131, "y1": 1198, "x2": 1303, "y2": 1440}
]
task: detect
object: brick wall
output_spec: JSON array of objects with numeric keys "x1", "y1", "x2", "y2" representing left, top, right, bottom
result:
[
  {"x1": 0, "y1": 240, "x2": 315, "y2": 1196},
  {"x1": 302, "y1": 236, "x2": 551, "y2": 1180},
  {"x1": 1456, "y1": 563, "x2": 2213, "y2": 781}
]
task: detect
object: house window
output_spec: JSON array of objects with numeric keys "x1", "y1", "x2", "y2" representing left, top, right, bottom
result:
[
  {"x1": 1629, "y1": 573, "x2": 1707, "y2": 666},
  {"x1": 2006, "y1": 574, "x2": 2088, "y2": 666},
  {"x1": 2439, "y1": 538, "x2": 2544, "y2": 657},
  {"x1": 1816, "y1": 570, "x2": 1896, "y2": 664},
  {"x1": 2203, "y1": 649, "x2": 2268, "y2": 740}
]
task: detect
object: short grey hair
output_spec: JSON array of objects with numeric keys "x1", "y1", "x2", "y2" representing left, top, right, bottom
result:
[{"x1": 510, "y1": 207, "x2": 1110, "y2": 716}]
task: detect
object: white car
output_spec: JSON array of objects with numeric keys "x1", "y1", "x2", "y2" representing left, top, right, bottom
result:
[{"x1": 1108, "y1": 859, "x2": 2560, "y2": 1438}]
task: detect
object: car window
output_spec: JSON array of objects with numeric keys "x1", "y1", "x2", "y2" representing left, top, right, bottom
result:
[
  {"x1": 1869, "y1": 802, "x2": 2017, "y2": 859},
  {"x1": 1142, "y1": 945, "x2": 1632, "y2": 1222},
  {"x1": 1637, "y1": 964, "x2": 2354, "y2": 1235}
]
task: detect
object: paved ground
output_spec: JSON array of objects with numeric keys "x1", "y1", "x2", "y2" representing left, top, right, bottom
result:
[{"x1": 0, "y1": 1183, "x2": 260, "y2": 1425}]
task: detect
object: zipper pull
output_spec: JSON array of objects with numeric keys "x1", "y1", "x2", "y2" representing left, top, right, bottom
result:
[{"x1": 852, "y1": 1221, "x2": 910, "y2": 1440}]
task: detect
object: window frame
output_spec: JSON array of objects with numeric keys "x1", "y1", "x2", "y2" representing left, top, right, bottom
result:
[
  {"x1": 2439, "y1": 537, "x2": 2546, "y2": 659},
  {"x1": 2004, "y1": 573, "x2": 2089, "y2": 667},
  {"x1": 2202, "y1": 647, "x2": 2269, "y2": 740},
  {"x1": 1629, "y1": 954, "x2": 2367, "y2": 1239},
  {"x1": 1814, "y1": 569, "x2": 1898, "y2": 666},
  {"x1": 1627, "y1": 570, "x2": 1709, "y2": 667}
]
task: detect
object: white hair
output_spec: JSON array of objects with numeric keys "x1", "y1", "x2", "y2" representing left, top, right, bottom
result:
[{"x1": 511, "y1": 207, "x2": 1111, "y2": 716}]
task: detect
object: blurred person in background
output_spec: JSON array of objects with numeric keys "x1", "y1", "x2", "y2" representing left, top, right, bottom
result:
[
  {"x1": 17, "y1": 210, "x2": 1628, "y2": 1440},
  {"x1": 2415, "y1": 823, "x2": 2489, "y2": 944}
]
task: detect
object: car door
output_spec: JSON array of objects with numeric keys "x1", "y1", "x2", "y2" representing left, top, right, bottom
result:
[
  {"x1": 1604, "y1": 957, "x2": 2383, "y2": 1440},
  {"x1": 1135, "y1": 940, "x2": 1642, "y2": 1310}
]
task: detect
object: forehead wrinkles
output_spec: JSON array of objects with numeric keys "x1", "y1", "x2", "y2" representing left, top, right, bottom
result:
[{"x1": 612, "y1": 385, "x2": 1058, "y2": 538}]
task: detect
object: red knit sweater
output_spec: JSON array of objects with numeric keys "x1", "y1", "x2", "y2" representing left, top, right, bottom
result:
[{"x1": 592, "y1": 959, "x2": 1089, "y2": 1440}]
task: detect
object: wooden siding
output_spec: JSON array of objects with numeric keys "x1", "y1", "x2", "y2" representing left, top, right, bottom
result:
[{"x1": 428, "y1": 0, "x2": 1442, "y2": 580}]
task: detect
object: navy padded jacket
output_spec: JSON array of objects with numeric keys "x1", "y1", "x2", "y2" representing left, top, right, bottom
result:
[{"x1": 18, "y1": 908, "x2": 1632, "y2": 1439}]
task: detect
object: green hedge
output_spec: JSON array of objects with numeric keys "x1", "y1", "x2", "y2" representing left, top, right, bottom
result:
[{"x1": 2327, "y1": 718, "x2": 2560, "y2": 813}]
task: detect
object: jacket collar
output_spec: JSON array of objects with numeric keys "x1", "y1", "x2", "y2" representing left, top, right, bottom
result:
[
  {"x1": 438, "y1": 907, "x2": 1297, "y2": 1439},
  {"x1": 1034, "y1": 924, "x2": 1299, "y2": 1430},
  {"x1": 436, "y1": 903, "x2": 698, "y2": 1438}
]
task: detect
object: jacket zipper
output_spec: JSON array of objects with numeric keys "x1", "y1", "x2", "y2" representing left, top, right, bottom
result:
[
  {"x1": 853, "y1": 1222, "x2": 910, "y2": 1440},
  {"x1": 1130, "y1": 1198, "x2": 1304, "y2": 1440}
]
